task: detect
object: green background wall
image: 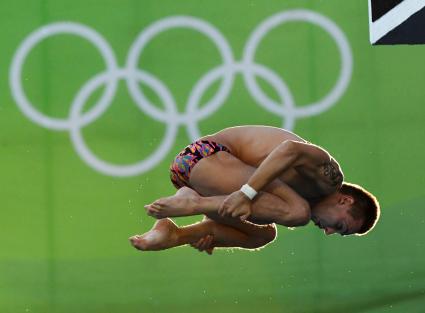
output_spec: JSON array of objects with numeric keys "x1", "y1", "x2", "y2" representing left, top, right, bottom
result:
[{"x1": 1, "y1": 1, "x2": 424, "y2": 312}]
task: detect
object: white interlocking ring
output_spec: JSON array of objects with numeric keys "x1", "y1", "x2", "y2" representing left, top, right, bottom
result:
[
  {"x1": 10, "y1": 22, "x2": 119, "y2": 130},
  {"x1": 9, "y1": 10, "x2": 353, "y2": 177}
]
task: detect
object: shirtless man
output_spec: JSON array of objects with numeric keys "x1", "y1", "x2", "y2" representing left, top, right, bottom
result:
[{"x1": 129, "y1": 126, "x2": 380, "y2": 254}]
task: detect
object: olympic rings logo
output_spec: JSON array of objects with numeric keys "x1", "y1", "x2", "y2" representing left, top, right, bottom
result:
[{"x1": 9, "y1": 9, "x2": 352, "y2": 177}]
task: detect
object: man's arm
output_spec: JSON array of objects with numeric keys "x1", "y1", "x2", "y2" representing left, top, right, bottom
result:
[
  {"x1": 219, "y1": 140, "x2": 335, "y2": 220},
  {"x1": 246, "y1": 140, "x2": 333, "y2": 191}
]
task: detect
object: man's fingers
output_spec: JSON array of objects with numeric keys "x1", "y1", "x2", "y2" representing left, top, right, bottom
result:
[
  {"x1": 197, "y1": 236, "x2": 209, "y2": 251},
  {"x1": 231, "y1": 210, "x2": 242, "y2": 218},
  {"x1": 218, "y1": 204, "x2": 226, "y2": 216},
  {"x1": 191, "y1": 237, "x2": 205, "y2": 250},
  {"x1": 221, "y1": 204, "x2": 234, "y2": 217},
  {"x1": 240, "y1": 211, "x2": 250, "y2": 221},
  {"x1": 198, "y1": 240, "x2": 207, "y2": 251},
  {"x1": 239, "y1": 209, "x2": 251, "y2": 221},
  {"x1": 206, "y1": 247, "x2": 214, "y2": 255},
  {"x1": 190, "y1": 235, "x2": 213, "y2": 252},
  {"x1": 190, "y1": 242, "x2": 199, "y2": 249},
  {"x1": 199, "y1": 235, "x2": 213, "y2": 250}
]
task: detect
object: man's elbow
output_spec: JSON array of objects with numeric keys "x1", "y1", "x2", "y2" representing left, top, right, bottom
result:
[{"x1": 276, "y1": 140, "x2": 301, "y2": 159}]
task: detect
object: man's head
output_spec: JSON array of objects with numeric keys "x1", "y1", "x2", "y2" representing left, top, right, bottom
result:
[{"x1": 311, "y1": 182, "x2": 380, "y2": 236}]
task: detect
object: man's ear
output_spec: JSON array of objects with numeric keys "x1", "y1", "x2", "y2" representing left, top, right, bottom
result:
[{"x1": 338, "y1": 194, "x2": 354, "y2": 206}]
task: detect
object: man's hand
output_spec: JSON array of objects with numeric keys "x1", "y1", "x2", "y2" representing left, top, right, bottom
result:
[
  {"x1": 190, "y1": 235, "x2": 214, "y2": 255},
  {"x1": 218, "y1": 190, "x2": 252, "y2": 221}
]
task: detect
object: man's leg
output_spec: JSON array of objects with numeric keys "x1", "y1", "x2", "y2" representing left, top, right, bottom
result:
[
  {"x1": 132, "y1": 150, "x2": 305, "y2": 253},
  {"x1": 129, "y1": 217, "x2": 276, "y2": 251},
  {"x1": 191, "y1": 151, "x2": 310, "y2": 225},
  {"x1": 146, "y1": 187, "x2": 302, "y2": 226},
  {"x1": 146, "y1": 151, "x2": 310, "y2": 226}
]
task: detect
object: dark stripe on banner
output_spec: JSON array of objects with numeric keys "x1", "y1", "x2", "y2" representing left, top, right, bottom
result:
[
  {"x1": 376, "y1": 6, "x2": 425, "y2": 44},
  {"x1": 372, "y1": 0, "x2": 404, "y2": 21}
]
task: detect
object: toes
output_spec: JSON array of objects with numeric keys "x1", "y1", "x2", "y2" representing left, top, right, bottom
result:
[
  {"x1": 145, "y1": 204, "x2": 161, "y2": 218},
  {"x1": 129, "y1": 236, "x2": 144, "y2": 250},
  {"x1": 131, "y1": 239, "x2": 147, "y2": 251},
  {"x1": 152, "y1": 204, "x2": 161, "y2": 210},
  {"x1": 147, "y1": 207, "x2": 158, "y2": 213},
  {"x1": 149, "y1": 210, "x2": 165, "y2": 219},
  {"x1": 129, "y1": 236, "x2": 136, "y2": 244},
  {"x1": 153, "y1": 212, "x2": 162, "y2": 220},
  {"x1": 145, "y1": 203, "x2": 169, "y2": 219},
  {"x1": 154, "y1": 200, "x2": 165, "y2": 207},
  {"x1": 144, "y1": 204, "x2": 158, "y2": 212},
  {"x1": 147, "y1": 210, "x2": 159, "y2": 218}
]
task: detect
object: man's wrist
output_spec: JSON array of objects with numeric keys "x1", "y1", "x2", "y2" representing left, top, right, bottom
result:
[{"x1": 240, "y1": 184, "x2": 258, "y2": 200}]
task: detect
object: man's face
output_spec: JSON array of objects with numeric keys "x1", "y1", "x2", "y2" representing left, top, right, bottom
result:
[{"x1": 311, "y1": 193, "x2": 363, "y2": 236}]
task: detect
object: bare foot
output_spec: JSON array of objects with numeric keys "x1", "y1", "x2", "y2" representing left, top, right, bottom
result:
[
  {"x1": 129, "y1": 218, "x2": 179, "y2": 251},
  {"x1": 144, "y1": 187, "x2": 200, "y2": 219}
]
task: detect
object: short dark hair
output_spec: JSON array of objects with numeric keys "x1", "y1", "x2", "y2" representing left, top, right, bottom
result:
[{"x1": 340, "y1": 182, "x2": 380, "y2": 236}]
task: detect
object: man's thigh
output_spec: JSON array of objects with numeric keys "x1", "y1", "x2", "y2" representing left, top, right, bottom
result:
[
  {"x1": 189, "y1": 151, "x2": 273, "y2": 226},
  {"x1": 189, "y1": 151, "x2": 255, "y2": 196}
]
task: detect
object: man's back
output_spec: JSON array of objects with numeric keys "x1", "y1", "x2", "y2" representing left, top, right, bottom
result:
[
  {"x1": 203, "y1": 125, "x2": 307, "y2": 167},
  {"x1": 203, "y1": 125, "x2": 341, "y2": 201}
]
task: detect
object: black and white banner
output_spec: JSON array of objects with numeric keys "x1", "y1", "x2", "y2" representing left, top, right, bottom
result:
[{"x1": 369, "y1": 0, "x2": 425, "y2": 44}]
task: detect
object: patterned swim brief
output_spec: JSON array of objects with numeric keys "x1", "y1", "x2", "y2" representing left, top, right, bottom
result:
[{"x1": 170, "y1": 140, "x2": 231, "y2": 189}]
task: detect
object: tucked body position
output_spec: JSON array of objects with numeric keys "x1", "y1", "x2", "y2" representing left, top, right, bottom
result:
[{"x1": 129, "y1": 125, "x2": 380, "y2": 254}]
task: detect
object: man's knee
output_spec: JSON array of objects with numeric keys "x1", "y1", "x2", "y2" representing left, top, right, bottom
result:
[
  {"x1": 276, "y1": 200, "x2": 311, "y2": 227},
  {"x1": 290, "y1": 202, "x2": 311, "y2": 226},
  {"x1": 247, "y1": 224, "x2": 277, "y2": 248}
]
